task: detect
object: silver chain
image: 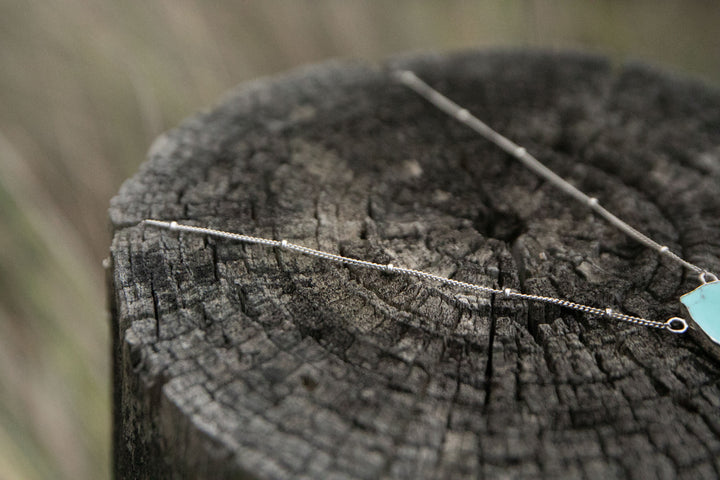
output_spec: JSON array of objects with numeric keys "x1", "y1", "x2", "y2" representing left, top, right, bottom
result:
[
  {"x1": 142, "y1": 220, "x2": 688, "y2": 334},
  {"x1": 138, "y1": 69, "x2": 720, "y2": 336},
  {"x1": 392, "y1": 70, "x2": 717, "y2": 285}
]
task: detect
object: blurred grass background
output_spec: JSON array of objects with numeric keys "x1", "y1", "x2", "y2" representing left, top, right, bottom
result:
[{"x1": 0, "y1": 1, "x2": 718, "y2": 478}]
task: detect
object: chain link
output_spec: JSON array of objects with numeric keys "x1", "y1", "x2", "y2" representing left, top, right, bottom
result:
[{"x1": 143, "y1": 220, "x2": 688, "y2": 334}]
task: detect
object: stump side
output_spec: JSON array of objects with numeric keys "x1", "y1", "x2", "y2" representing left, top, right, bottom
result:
[{"x1": 109, "y1": 51, "x2": 720, "y2": 479}]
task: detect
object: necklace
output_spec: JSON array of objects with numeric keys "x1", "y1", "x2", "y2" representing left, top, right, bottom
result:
[{"x1": 143, "y1": 70, "x2": 720, "y2": 345}]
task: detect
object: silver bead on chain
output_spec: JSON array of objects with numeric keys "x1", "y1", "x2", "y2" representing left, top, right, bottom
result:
[{"x1": 142, "y1": 220, "x2": 688, "y2": 334}]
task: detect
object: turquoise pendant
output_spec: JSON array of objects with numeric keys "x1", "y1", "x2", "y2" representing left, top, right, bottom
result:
[{"x1": 680, "y1": 280, "x2": 720, "y2": 345}]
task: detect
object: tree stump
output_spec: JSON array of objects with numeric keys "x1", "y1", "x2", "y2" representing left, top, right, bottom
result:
[{"x1": 108, "y1": 51, "x2": 720, "y2": 479}]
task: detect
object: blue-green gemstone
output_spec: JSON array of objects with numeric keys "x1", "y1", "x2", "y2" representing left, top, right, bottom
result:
[{"x1": 680, "y1": 280, "x2": 720, "y2": 345}]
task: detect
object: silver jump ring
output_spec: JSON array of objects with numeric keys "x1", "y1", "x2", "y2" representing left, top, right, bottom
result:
[
  {"x1": 700, "y1": 272, "x2": 719, "y2": 284},
  {"x1": 665, "y1": 317, "x2": 688, "y2": 334}
]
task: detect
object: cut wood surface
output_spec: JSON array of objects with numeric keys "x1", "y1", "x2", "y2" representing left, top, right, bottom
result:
[{"x1": 108, "y1": 51, "x2": 720, "y2": 479}]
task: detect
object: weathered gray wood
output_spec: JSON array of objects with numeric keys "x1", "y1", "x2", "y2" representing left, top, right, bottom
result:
[{"x1": 108, "y1": 51, "x2": 720, "y2": 479}]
